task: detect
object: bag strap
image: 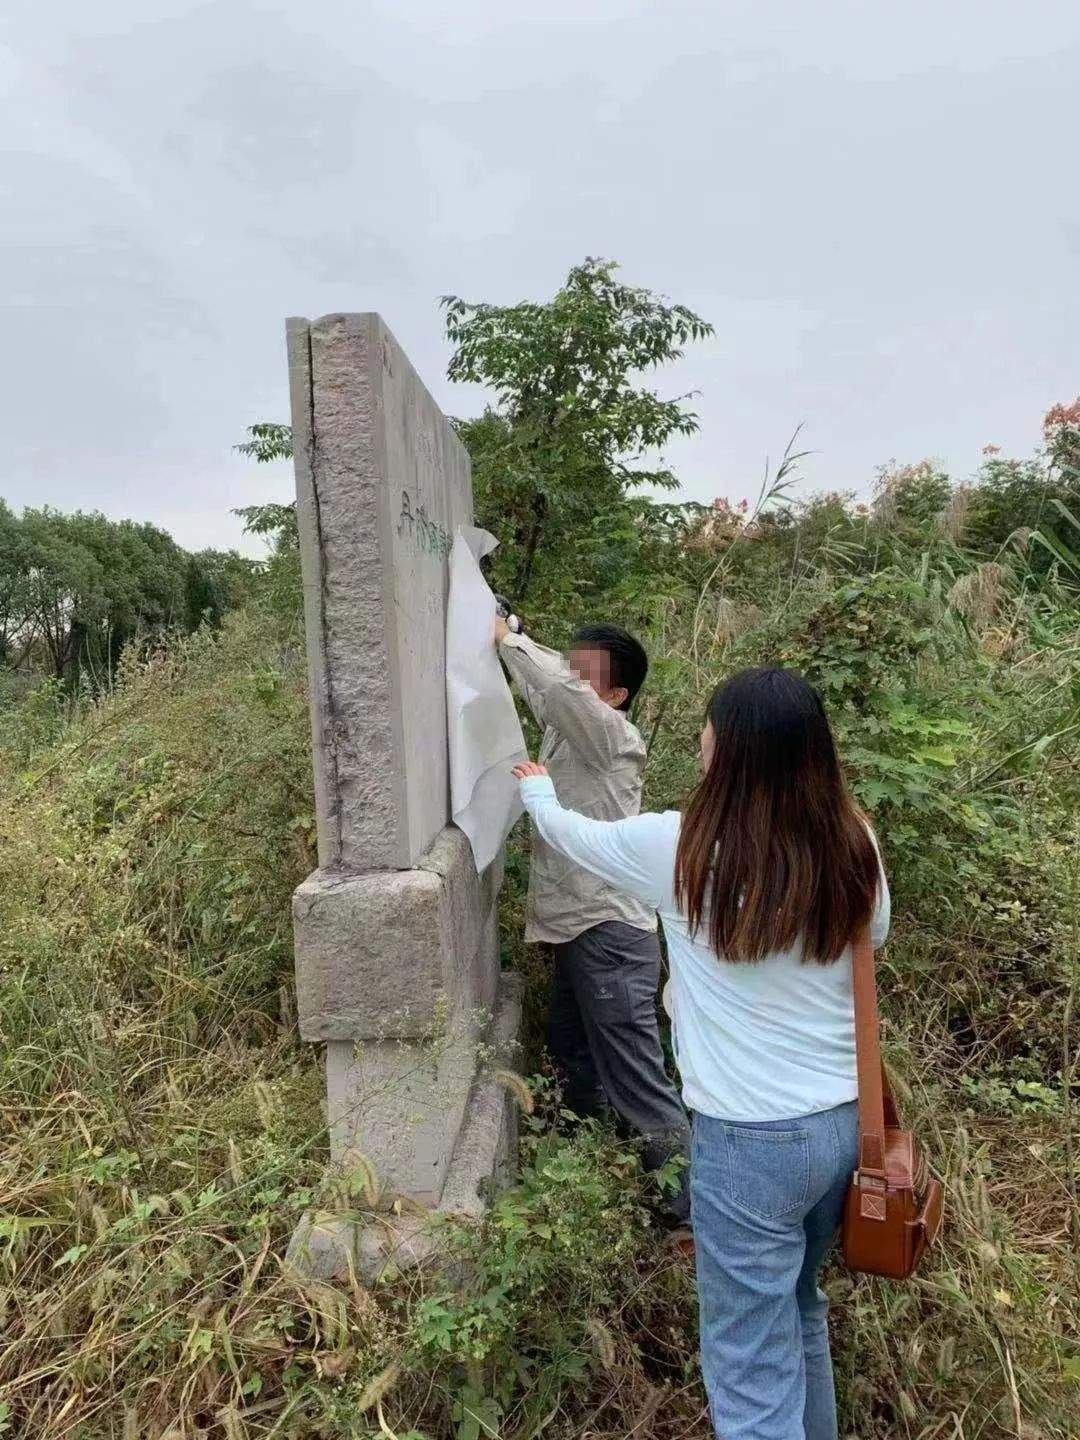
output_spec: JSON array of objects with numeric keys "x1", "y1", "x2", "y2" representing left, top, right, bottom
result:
[{"x1": 852, "y1": 925, "x2": 888, "y2": 1178}]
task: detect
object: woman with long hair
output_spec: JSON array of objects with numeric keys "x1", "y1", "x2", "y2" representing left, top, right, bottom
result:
[{"x1": 513, "y1": 666, "x2": 889, "y2": 1440}]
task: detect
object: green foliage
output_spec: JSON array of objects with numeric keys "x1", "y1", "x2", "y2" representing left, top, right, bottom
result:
[
  {"x1": 235, "y1": 421, "x2": 295, "y2": 464},
  {"x1": 406, "y1": 1112, "x2": 687, "y2": 1438},
  {"x1": 414, "y1": 1117, "x2": 650, "y2": 1369},
  {"x1": 873, "y1": 459, "x2": 953, "y2": 531},
  {"x1": 1027, "y1": 497, "x2": 1080, "y2": 591},
  {"x1": 184, "y1": 547, "x2": 259, "y2": 629},
  {"x1": 0, "y1": 505, "x2": 250, "y2": 689},
  {"x1": 0, "y1": 611, "x2": 316, "y2": 1095},
  {"x1": 234, "y1": 501, "x2": 303, "y2": 624},
  {"x1": 965, "y1": 453, "x2": 1080, "y2": 560},
  {"x1": 0, "y1": 673, "x2": 67, "y2": 762},
  {"x1": 444, "y1": 258, "x2": 713, "y2": 630},
  {"x1": 0, "y1": 500, "x2": 33, "y2": 663}
]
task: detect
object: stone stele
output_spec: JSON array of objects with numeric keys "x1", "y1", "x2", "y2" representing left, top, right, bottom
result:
[{"x1": 283, "y1": 314, "x2": 521, "y2": 1281}]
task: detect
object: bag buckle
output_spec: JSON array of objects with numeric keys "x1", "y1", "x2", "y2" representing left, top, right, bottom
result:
[{"x1": 853, "y1": 1170, "x2": 888, "y2": 1222}]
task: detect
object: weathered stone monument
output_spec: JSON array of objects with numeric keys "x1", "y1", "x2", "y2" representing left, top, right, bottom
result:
[{"x1": 284, "y1": 313, "x2": 520, "y2": 1277}]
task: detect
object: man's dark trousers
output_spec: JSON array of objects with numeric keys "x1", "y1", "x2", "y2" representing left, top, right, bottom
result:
[{"x1": 548, "y1": 920, "x2": 691, "y2": 1224}]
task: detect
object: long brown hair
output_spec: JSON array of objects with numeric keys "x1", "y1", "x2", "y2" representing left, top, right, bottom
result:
[{"x1": 674, "y1": 667, "x2": 880, "y2": 964}]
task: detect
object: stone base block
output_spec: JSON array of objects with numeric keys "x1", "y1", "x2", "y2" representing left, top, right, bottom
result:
[
  {"x1": 293, "y1": 826, "x2": 503, "y2": 1041},
  {"x1": 326, "y1": 1023, "x2": 478, "y2": 1205},
  {"x1": 321, "y1": 888, "x2": 502, "y2": 1203},
  {"x1": 286, "y1": 973, "x2": 522, "y2": 1284}
]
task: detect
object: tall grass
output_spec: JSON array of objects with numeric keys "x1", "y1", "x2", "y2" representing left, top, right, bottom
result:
[
  {"x1": 633, "y1": 535, "x2": 1080, "y2": 1439},
  {"x1": 0, "y1": 551, "x2": 1077, "y2": 1437}
]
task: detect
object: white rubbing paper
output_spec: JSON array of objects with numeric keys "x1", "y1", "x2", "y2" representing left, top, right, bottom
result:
[{"x1": 446, "y1": 526, "x2": 527, "y2": 871}]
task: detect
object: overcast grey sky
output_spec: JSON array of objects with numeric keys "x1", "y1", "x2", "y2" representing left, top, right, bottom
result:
[{"x1": 3, "y1": 1, "x2": 1078, "y2": 556}]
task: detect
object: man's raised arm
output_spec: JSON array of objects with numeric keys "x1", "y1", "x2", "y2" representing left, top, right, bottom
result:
[{"x1": 497, "y1": 623, "x2": 623, "y2": 769}]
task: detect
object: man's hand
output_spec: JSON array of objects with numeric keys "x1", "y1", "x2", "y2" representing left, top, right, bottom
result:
[
  {"x1": 493, "y1": 614, "x2": 510, "y2": 645},
  {"x1": 512, "y1": 761, "x2": 549, "y2": 780}
]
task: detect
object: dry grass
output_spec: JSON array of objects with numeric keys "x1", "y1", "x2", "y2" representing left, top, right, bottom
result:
[{"x1": 949, "y1": 563, "x2": 1006, "y2": 632}]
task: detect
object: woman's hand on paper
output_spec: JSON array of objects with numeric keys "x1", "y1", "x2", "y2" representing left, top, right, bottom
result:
[{"x1": 512, "y1": 761, "x2": 549, "y2": 780}]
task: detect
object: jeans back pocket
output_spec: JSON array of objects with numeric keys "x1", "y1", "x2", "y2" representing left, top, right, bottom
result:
[{"x1": 723, "y1": 1123, "x2": 811, "y2": 1220}]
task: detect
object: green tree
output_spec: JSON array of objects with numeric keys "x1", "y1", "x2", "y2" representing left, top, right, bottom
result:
[
  {"x1": 0, "y1": 501, "x2": 33, "y2": 666},
  {"x1": 443, "y1": 257, "x2": 713, "y2": 623},
  {"x1": 232, "y1": 427, "x2": 302, "y2": 621},
  {"x1": 17, "y1": 510, "x2": 191, "y2": 684},
  {"x1": 183, "y1": 549, "x2": 257, "y2": 629},
  {"x1": 964, "y1": 454, "x2": 1062, "y2": 556},
  {"x1": 20, "y1": 509, "x2": 105, "y2": 679},
  {"x1": 233, "y1": 503, "x2": 302, "y2": 623},
  {"x1": 964, "y1": 407, "x2": 1080, "y2": 561}
]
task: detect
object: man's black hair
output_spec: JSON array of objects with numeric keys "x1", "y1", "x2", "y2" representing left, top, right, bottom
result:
[{"x1": 571, "y1": 623, "x2": 648, "y2": 712}]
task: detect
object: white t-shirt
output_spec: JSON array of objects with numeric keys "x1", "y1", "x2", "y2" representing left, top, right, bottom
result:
[{"x1": 519, "y1": 774, "x2": 890, "y2": 1122}]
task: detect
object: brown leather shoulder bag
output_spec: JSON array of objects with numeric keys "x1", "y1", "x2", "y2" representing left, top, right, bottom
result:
[{"x1": 842, "y1": 927, "x2": 944, "y2": 1278}]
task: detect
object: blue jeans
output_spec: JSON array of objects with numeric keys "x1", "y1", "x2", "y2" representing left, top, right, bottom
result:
[{"x1": 691, "y1": 1102, "x2": 859, "y2": 1440}]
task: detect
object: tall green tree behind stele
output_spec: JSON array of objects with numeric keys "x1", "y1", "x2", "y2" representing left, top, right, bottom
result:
[{"x1": 443, "y1": 258, "x2": 711, "y2": 624}]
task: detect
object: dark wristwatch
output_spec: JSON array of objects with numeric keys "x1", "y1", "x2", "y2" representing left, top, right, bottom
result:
[{"x1": 494, "y1": 594, "x2": 524, "y2": 634}]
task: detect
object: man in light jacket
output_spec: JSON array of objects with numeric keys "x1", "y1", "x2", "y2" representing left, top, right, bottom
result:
[{"x1": 494, "y1": 615, "x2": 691, "y2": 1229}]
